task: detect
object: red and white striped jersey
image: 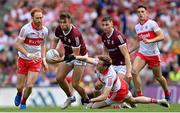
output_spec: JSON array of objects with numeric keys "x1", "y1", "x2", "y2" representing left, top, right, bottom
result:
[
  {"x1": 18, "y1": 22, "x2": 48, "y2": 60},
  {"x1": 135, "y1": 19, "x2": 161, "y2": 56},
  {"x1": 96, "y1": 65, "x2": 122, "y2": 92}
]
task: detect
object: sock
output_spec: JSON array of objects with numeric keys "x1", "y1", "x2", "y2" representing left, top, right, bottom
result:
[
  {"x1": 137, "y1": 90, "x2": 143, "y2": 96},
  {"x1": 17, "y1": 92, "x2": 22, "y2": 96},
  {"x1": 164, "y1": 90, "x2": 170, "y2": 97},
  {"x1": 150, "y1": 98, "x2": 158, "y2": 103},
  {"x1": 21, "y1": 97, "x2": 27, "y2": 104},
  {"x1": 81, "y1": 98, "x2": 89, "y2": 105}
]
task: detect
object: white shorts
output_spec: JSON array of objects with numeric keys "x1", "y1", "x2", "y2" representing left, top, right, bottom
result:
[
  {"x1": 66, "y1": 53, "x2": 88, "y2": 66},
  {"x1": 124, "y1": 91, "x2": 132, "y2": 100},
  {"x1": 112, "y1": 65, "x2": 126, "y2": 75},
  {"x1": 67, "y1": 59, "x2": 87, "y2": 66}
]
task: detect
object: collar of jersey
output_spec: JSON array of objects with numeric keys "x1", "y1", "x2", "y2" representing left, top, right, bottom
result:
[
  {"x1": 62, "y1": 24, "x2": 73, "y2": 36},
  {"x1": 139, "y1": 18, "x2": 149, "y2": 25},
  {"x1": 106, "y1": 28, "x2": 114, "y2": 38},
  {"x1": 100, "y1": 68, "x2": 109, "y2": 76},
  {"x1": 31, "y1": 22, "x2": 42, "y2": 31}
]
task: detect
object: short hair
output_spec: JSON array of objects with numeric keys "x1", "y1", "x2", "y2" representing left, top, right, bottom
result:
[
  {"x1": 98, "y1": 55, "x2": 112, "y2": 67},
  {"x1": 30, "y1": 7, "x2": 43, "y2": 17},
  {"x1": 59, "y1": 12, "x2": 71, "y2": 20},
  {"x1": 137, "y1": 5, "x2": 147, "y2": 10},
  {"x1": 102, "y1": 15, "x2": 113, "y2": 22}
]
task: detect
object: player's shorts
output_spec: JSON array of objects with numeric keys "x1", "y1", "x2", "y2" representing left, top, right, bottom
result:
[
  {"x1": 66, "y1": 53, "x2": 88, "y2": 66},
  {"x1": 16, "y1": 57, "x2": 42, "y2": 75},
  {"x1": 105, "y1": 78, "x2": 129, "y2": 105},
  {"x1": 112, "y1": 65, "x2": 126, "y2": 75},
  {"x1": 137, "y1": 52, "x2": 160, "y2": 68}
]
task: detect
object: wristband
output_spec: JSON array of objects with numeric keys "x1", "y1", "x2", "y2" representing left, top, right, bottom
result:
[
  {"x1": 27, "y1": 53, "x2": 31, "y2": 58},
  {"x1": 43, "y1": 57, "x2": 46, "y2": 61}
]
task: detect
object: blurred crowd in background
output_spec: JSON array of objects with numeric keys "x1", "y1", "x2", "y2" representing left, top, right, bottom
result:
[{"x1": 0, "y1": 0, "x2": 180, "y2": 93}]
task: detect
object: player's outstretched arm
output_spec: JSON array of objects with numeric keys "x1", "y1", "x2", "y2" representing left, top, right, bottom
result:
[
  {"x1": 90, "y1": 87, "x2": 111, "y2": 102},
  {"x1": 75, "y1": 56, "x2": 97, "y2": 65}
]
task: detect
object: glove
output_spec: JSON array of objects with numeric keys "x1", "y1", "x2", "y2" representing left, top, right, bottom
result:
[{"x1": 64, "y1": 54, "x2": 76, "y2": 63}]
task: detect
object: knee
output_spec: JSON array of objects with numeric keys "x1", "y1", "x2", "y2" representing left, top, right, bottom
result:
[
  {"x1": 94, "y1": 85, "x2": 102, "y2": 91},
  {"x1": 26, "y1": 84, "x2": 34, "y2": 89},
  {"x1": 131, "y1": 69, "x2": 138, "y2": 77},
  {"x1": 154, "y1": 75, "x2": 163, "y2": 81}
]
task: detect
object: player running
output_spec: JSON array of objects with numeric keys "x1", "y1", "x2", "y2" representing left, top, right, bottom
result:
[
  {"x1": 14, "y1": 7, "x2": 48, "y2": 110},
  {"x1": 51, "y1": 12, "x2": 89, "y2": 109},
  {"x1": 130, "y1": 5, "x2": 170, "y2": 101}
]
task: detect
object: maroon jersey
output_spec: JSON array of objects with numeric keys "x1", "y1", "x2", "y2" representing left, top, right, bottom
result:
[
  {"x1": 55, "y1": 25, "x2": 87, "y2": 56},
  {"x1": 101, "y1": 29, "x2": 126, "y2": 65}
]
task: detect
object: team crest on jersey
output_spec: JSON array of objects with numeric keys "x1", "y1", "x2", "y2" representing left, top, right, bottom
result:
[
  {"x1": 59, "y1": 35, "x2": 63, "y2": 38},
  {"x1": 145, "y1": 26, "x2": 148, "y2": 29},
  {"x1": 107, "y1": 40, "x2": 111, "y2": 44},
  {"x1": 37, "y1": 32, "x2": 44, "y2": 38},
  {"x1": 68, "y1": 39, "x2": 71, "y2": 43},
  {"x1": 64, "y1": 37, "x2": 67, "y2": 41}
]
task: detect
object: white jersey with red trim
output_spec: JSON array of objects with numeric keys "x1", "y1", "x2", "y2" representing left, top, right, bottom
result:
[
  {"x1": 97, "y1": 66, "x2": 121, "y2": 92},
  {"x1": 135, "y1": 19, "x2": 161, "y2": 56},
  {"x1": 18, "y1": 22, "x2": 48, "y2": 60}
]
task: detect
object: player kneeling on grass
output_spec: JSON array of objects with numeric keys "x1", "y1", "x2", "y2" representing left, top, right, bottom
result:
[{"x1": 64, "y1": 55, "x2": 170, "y2": 109}]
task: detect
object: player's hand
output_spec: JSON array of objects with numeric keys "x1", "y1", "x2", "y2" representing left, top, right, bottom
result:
[
  {"x1": 125, "y1": 72, "x2": 132, "y2": 82},
  {"x1": 86, "y1": 103, "x2": 93, "y2": 109},
  {"x1": 51, "y1": 56, "x2": 62, "y2": 62},
  {"x1": 64, "y1": 54, "x2": 76, "y2": 63},
  {"x1": 42, "y1": 58, "x2": 48, "y2": 71},
  {"x1": 27, "y1": 53, "x2": 39, "y2": 62},
  {"x1": 142, "y1": 38, "x2": 150, "y2": 44}
]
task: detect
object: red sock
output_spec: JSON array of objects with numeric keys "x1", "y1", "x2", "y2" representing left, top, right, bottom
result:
[
  {"x1": 150, "y1": 98, "x2": 158, "y2": 103},
  {"x1": 21, "y1": 97, "x2": 27, "y2": 104},
  {"x1": 164, "y1": 90, "x2": 170, "y2": 97},
  {"x1": 137, "y1": 90, "x2": 143, "y2": 96}
]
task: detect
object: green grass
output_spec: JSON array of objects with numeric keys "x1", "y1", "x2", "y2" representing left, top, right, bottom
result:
[{"x1": 0, "y1": 104, "x2": 180, "y2": 112}]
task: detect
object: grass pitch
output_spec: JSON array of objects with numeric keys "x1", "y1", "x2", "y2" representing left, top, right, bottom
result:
[{"x1": 0, "y1": 104, "x2": 180, "y2": 112}]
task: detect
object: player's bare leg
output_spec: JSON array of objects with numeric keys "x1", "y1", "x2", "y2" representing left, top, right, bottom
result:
[
  {"x1": 56, "y1": 62, "x2": 75, "y2": 109},
  {"x1": 72, "y1": 65, "x2": 89, "y2": 104},
  {"x1": 56, "y1": 62, "x2": 73, "y2": 97},
  {"x1": 15, "y1": 74, "x2": 27, "y2": 106},
  {"x1": 20, "y1": 71, "x2": 39, "y2": 109},
  {"x1": 152, "y1": 66, "x2": 170, "y2": 101},
  {"x1": 90, "y1": 101, "x2": 109, "y2": 109},
  {"x1": 132, "y1": 56, "x2": 146, "y2": 96},
  {"x1": 125, "y1": 96, "x2": 170, "y2": 108}
]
